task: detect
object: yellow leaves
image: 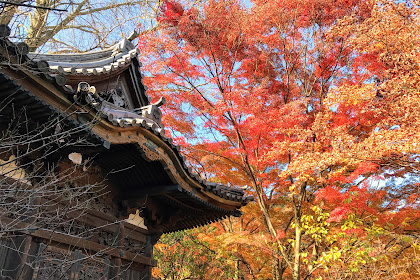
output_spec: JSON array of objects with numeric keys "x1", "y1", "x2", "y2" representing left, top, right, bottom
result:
[
  {"x1": 318, "y1": 247, "x2": 343, "y2": 269},
  {"x1": 347, "y1": 249, "x2": 370, "y2": 272},
  {"x1": 366, "y1": 224, "x2": 385, "y2": 237},
  {"x1": 340, "y1": 213, "x2": 363, "y2": 231},
  {"x1": 300, "y1": 206, "x2": 331, "y2": 242},
  {"x1": 412, "y1": 241, "x2": 420, "y2": 251}
]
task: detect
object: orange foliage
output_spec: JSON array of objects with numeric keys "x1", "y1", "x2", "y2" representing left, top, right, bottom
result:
[{"x1": 140, "y1": 0, "x2": 420, "y2": 279}]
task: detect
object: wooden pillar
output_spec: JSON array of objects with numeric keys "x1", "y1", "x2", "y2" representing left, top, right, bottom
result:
[
  {"x1": 16, "y1": 195, "x2": 41, "y2": 280},
  {"x1": 16, "y1": 235, "x2": 32, "y2": 280},
  {"x1": 111, "y1": 221, "x2": 125, "y2": 279}
]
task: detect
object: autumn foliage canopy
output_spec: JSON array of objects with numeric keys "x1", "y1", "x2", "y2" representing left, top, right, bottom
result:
[{"x1": 138, "y1": 0, "x2": 420, "y2": 279}]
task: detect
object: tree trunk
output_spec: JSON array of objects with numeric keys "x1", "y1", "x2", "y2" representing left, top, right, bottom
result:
[
  {"x1": 235, "y1": 258, "x2": 241, "y2": 280},
  {"x1": 292, "y1": 183, "x2": 306, "y2": 280},
  {"x1": 271, "y1": 254, "x2": 281, "y2": 280},
  {"x1": 293, "y1": 223, "x2": 302, "y2": 280},
  {"x1": 0, "y1": 0, "x2": 27, "y2": 25}
]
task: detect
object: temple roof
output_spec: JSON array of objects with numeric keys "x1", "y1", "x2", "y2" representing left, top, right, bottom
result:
[
  {"x1": 27, "y1": 39, "x2": 139, "y2": 76},
  {"x1": 0, "y1": 33, "x2": 252, "y2": 233}
]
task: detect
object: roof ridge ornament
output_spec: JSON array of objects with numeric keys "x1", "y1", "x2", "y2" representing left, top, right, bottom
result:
[
  {"x1": 112, "y1": 38, "x2": 135, "y2": 56},
  {"x1": 74, "y1": 82, "x2": 165, "y2": 129},
  {"x1": 152, "y1": 96, "x2": 166, "y2": 107},
  {"x1": 127, "y1": 30, "x2": 139, "y2": 42}
]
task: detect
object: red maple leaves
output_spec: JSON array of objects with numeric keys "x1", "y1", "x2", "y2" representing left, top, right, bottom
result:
[
  {"x1": 157, "y1": 0, "x2": 184, "y2": 25},
  {"x1": 140, "y1": 0, "x2": 420, "y2": 278}
]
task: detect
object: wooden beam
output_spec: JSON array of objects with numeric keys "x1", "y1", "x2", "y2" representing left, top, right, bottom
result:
[
  {"x1": 0, "y1": 216, "x2": 156, "y2": 267},
  {"x1": 30, "y1": 229, "x2": 156, "y2": 266},
  {"x1": 120, "y1": 184, "x2": 180, "y2": 199}
]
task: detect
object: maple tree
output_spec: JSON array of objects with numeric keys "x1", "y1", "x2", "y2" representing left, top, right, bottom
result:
[{"x1": 139, "y1": 0, "x2": 420, "y2": 279}]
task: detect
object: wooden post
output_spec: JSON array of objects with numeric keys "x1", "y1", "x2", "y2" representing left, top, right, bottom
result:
[
  {"x1": 16, "y1": 196, "x2": 40, "y2": 280},
  {"x1": 110, "y1": 221, "x2": 125, "y2": 279}
]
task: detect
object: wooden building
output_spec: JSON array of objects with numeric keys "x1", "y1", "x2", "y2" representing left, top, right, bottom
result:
[{"x1": 0, "y1": 27, "x2": 252, "y2": 280}]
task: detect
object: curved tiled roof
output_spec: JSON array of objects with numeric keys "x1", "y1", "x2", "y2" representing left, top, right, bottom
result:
[{"x1": 27, "y1": 39, "x2": 139, "y2": 75}]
